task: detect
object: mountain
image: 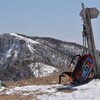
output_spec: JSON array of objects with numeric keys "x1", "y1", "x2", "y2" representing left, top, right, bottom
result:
[{"x1": 0, "y1": 33, "x2": 83, "y2": 81}]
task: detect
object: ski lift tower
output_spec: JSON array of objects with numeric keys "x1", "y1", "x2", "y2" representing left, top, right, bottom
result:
[{"x1": 80, "y1": 3, "x2": 100, "y2": 77}]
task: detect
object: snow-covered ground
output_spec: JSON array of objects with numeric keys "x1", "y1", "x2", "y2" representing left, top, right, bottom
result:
[{"x1": 0, "y1": 79, "x2": 100, "y2": 100}]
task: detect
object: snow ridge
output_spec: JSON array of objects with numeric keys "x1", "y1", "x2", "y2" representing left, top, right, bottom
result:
[{"x1": 10, "y1": 33, "x2": 39, "y2": 44}]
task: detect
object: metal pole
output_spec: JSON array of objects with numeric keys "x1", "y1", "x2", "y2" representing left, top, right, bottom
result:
[
  {"x1": 81, "y1": 3, "x2": 98, "y2": 77},
  {"x1": 81, "y1": 3, "x2": 92, "y2": 53},
  {"x1": 86, "y1": 8, "x2": 98, "y2": 77}
]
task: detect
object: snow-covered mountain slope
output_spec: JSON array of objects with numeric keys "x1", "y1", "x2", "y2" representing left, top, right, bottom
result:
[
  {"x1": 0, "y1": 33, "x2": 83, "y2": 81},
  {"x1": 0, "y1": 79, "x2": 100, "y2": 100}
]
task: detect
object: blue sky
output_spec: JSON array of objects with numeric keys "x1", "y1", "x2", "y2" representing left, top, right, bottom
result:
[{"x1": 0, "y1": 0, "x2": 100, "y2": 49}]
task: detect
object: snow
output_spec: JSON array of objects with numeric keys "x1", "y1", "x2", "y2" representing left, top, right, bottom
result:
[
  {"x1": 10, "y1": 33, "x2": 39, "y2": 44},
  {"x1": 0, "y1": 79, "x2": 100, "y2": 100},
  {"x1": 37, "y1": 79, "x2": 100, "y2": 100},
  {"x1": 0, "y1": 87, "x2": 4, "y2": 92},
  {"x1": 6, "y1": 47, "x2": 12, "y2": 58},
  {"x1": 6, "y1": 43, "x2": 19, "y2": 58},
  {"x1": 27, "y1": 44, "x2": 35, "y2": 53},
  {"x1": 14, "y1": 50, "x2": 18, "y2": 58},
  {"x1": 29, "y1": 63, "x2": 58, "y2": 78},
  {"x1": 33, "y1": 64, "x2": 58, "y2": 78}
]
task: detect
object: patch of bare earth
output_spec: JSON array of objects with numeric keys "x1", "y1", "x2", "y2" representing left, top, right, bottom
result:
[
  {"x1": 0, "y1": 94, "x2": 35, "y2": 100},
  {"x1": 6, "y1": 72, "x2": 70, "y2": 86}
]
